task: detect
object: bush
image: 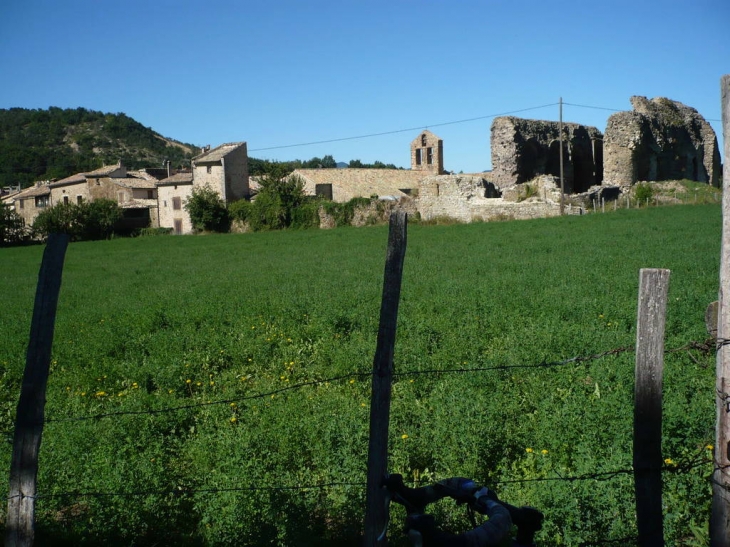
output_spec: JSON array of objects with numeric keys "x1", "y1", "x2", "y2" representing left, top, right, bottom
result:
[
  {"x1": 32, "y1": 200, "x2": 121, "y2": 240},
  {"x1": 247, "y1": 166, "x2": 309, "y2": 231},
  {"x1": 320, "y1": 197, "x2": 372, "y2": 227},
  {"x1": 634, "y1": 183, "x2": 655, "y2": 205},
  {"x1": 0, "y1": 202, "x2": 26, "y2": 245},
  {"x1": 184, "y1": 186, "x2": 230, "y2": 232},
  {"x1": 228, "y1": 199, "x2": 253, "y2": 223}
]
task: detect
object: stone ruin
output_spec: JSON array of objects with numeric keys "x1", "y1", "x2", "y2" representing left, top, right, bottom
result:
[
  {"x1": 603, "y1": 96, "x2": 721, "y2": 187},
  {"x1": 490, "y1": 116, "x2": 604, "y2": 192}
]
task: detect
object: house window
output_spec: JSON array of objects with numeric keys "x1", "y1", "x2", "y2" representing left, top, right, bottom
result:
[
  {"x1": 77, "y1": 195, "x2": 83, "y2": 204},
  {"x1": 427, "y1": 147, "x2": 433, "y2": 165},
  {"x1": 19, "y1": 199, "x2": 24, "y2": 210},
  {"x1": 206, "y1": 165, "x2": 212, "y2": 174},
  {"x1": 63, "y1": 196, "x2": 69, "y2": 205},
  {"x1": 415, "y1": 149, "x2": 422, "y2": 166},
  {"x1": 35, "y1": 195, "x2": 49, "y2": 208},
  {"x1": 172, "y1": 197, "x2": 182, "y2": 210}
]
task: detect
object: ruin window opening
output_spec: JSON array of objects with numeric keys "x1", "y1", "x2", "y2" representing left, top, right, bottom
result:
[
  {"x1": 427, "y1": 148, "x2": 433, "y2": 165},
  {"x1": 415, "y1": 149, "x2": 422, "y2": 166},
  {"x1": 421, "y1": 134, "x2": 427, "y2": 147}
]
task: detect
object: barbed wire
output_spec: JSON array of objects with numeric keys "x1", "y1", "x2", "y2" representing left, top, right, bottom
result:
[
  {"x1": 10, "y1": 454, "x2": 711, "y2": 503},
  {"x1": 44, "y1": 339, "x2": 714, "y2": 424}
]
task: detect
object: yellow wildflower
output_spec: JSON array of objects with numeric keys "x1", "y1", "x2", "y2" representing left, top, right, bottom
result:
[
  {"x1": 401, "y1": 434, "x2": 409, "y2": 440},
  {"x1": 230, "y1": 416, "x2": 237, "y2": 423},
  {"x1": 526, "y1": 448, "x2": 534, "y2": 453},
  {"x1": 541, "y1": 449, "x2": 549, "y2": 455}
]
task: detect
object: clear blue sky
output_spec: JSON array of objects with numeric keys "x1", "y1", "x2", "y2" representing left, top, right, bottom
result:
[{"x1": 1, "y1": 0, "x2": 728, "y2": 174}]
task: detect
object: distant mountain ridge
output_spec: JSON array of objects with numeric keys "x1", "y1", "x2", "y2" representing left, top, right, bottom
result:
[{"x1": 0, "y1": 107, "x2": 200, "y2": 188}]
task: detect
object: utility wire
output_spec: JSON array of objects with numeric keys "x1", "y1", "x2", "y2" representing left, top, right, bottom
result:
[{"x1": 249, "y1": 103, "x2": 558, "y2": 152}]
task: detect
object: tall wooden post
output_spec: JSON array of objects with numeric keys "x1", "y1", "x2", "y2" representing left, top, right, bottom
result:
[
  {"x1": 363, "y1": 212, "x2": 407, "y2": 546},
  {"x1": 559, "y1": 97, "x2": 565, "y2": 215},
  {"x1": 634, "y1": 268, "x2": 670, "y2": 547},
  {"x1": 6, "y1": 233, "x2": 69, "y2": 547},
  {"x1": 711, "y1": 73, "x2": 730, "y2": 547}
]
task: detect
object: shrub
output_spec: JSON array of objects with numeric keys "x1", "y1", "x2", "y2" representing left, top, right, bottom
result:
[
  {"x1": 247, "y1": 166, "x2": 309, "y2": 231},
  {"x1": 634, "y1": 183, "x2": 655, "y2": 205},
  {"x1": 0, "y1": 202, "x2": 26, "y2": 245},
  {"x1": 228, "y1": 199, "x2": 253, "y2": 223},
  {"x1": 32, "y1": 200, "x2": 121, "y2": 240},
  {"x1": 184, "y1": 186, "x2": 230, "y2": 232}
]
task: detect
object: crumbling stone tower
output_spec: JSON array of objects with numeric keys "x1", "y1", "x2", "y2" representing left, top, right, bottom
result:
[
  {"x1": 490, "y1": 117, "x2": 603, "y2": 192},
  {"x1": 603, "y1": 96, "x2": 721, "y2": 187},
  {"x1": 411, "y1": 130, "x2": 444, "y2": 174}
]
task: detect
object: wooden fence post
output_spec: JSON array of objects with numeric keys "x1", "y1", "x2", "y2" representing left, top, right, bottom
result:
[
  {"x1": 634, "y1": 268, "x2": 670, "y2": 547},
  {"x1": 6, "y1": 233, "x2": 70, "y2": 547},
  {"x1": 363, "y1": 212, "x2": 407, "y2": 546},
  {"x1": 711, "y1": 73, "x2": 730, "y2": 547}
]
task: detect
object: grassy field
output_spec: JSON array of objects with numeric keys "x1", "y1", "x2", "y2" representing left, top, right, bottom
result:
[{"x1": 0, "y1": 204, "x2": 722, "y2": 546}]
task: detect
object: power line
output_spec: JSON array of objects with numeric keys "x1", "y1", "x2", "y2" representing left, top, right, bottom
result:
[{"x1": 249, "y1": 103, "x2": 559, "y2": 152}]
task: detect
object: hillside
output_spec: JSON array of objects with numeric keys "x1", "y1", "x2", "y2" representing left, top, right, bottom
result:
[{"x1": 0, "y1": 107, "x2": 200, "y2": 188}]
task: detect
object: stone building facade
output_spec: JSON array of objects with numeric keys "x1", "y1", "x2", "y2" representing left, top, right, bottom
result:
[
  {"x1": 490, "y1": 116, "x2": 603, "y2": 192},
  {"x1": 157, "y1": 172, "x2": 194, "y2": 235},
  {"x1": 410, "y1": 130, "x2": 444, "y2": 174},
  {"x1": 191, "y1": 142, "x2": 249, "y2": 201},
  {"x1": 602, "y1": 96, "x2": 721, "y2": 186}
]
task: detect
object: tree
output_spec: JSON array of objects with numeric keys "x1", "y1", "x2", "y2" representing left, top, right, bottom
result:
[
  {"x1": 77, "y1": 199, "x2": 121, "y2": 240},
  {"x1": 248, "y1": 165, "x2": 310, "y2": 231},
  {"x1": 31, "y1": 199, "x2": 121, "y2": 240},
  {"x1": 0, "y1": 202, "x2": 26, "y2": 245},
  {"x1": 184, "y1": 186, "x2": 230, "y2": 232}
]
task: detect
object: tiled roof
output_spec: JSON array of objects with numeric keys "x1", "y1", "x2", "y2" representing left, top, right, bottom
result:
[
  {"x1": 113, "y1": 178, "x2": 158, "y2": 190},
  {"x1": 119, "y1": 198, "x2": 157, "y2": 209},
  {"x1": 85, "y1": 163, "x2": 122, "y2": 177},
  {"x1": 51, "y1": 173, "x2": 86, "y2": 186},
  {"x1": 157, "y1": 172, "x2": 193, "y2": 186},
  {"x1": 193, "y1": 142, "x2": 246, "y2": 164},
  {"x1": 14, "y1": 184, "x2": 51, "y2": 199}
]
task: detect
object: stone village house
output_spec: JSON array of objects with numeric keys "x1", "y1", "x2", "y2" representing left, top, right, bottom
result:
[{"x1": 5, "y1": 142, "x2": 250, "y2": 236}]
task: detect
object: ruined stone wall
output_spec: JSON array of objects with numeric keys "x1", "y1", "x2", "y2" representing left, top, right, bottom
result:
[
  {"x1": 416, "y1": 174, "x2": 566, "y2": 222},
  {"x1": 490, "y1": 117, "x2": 603, "y2": 192},
  {"x1": 603, "y1": 96, "x2": 721, "y2": 186}
]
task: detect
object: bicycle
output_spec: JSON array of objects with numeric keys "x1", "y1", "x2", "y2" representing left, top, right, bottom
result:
[{"x1": 381, "y1": 474, "x2": 544, "y2": 547}]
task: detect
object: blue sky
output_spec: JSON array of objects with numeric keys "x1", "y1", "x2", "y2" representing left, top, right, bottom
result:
[{"x1": 1, "y1": 0, "x2": 728, "y2": 173}]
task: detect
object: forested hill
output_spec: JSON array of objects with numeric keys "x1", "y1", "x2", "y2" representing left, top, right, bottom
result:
[{"x1": 0, "y1": 107, "x2": 200, "y2": 188}]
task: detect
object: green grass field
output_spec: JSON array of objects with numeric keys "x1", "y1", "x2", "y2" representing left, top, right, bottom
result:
[{"x1": 0, "y1": 204, "x2": 722, "y2": 546}]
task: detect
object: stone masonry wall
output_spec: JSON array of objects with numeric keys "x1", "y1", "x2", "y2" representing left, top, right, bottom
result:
[
  {"x1": 490, "y1": 116, "x2": 603, "y2": 192},
  {"x1": 416, "y1": 174, "x2": 566, "y2": 222},
  {"x1": 603, "y1": 96, "x2": 721, "y2": 187}
]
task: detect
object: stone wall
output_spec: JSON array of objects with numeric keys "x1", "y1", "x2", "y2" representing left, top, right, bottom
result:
[
  {"x1": 416, "y1": 174, "x2": 569, "y2": 222},
  {"x1": 603, "y1": 96, "x2": 721, "y2": 186},
  {"x1": 410, "y1": 130, "x2": 444, "y2": 175},
  {"x1": 490, "y1": 116, "x2": 603, "y2": 192}
]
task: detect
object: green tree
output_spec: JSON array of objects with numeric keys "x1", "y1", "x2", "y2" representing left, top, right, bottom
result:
[
  {"x1": 0, "y1": 202, "x2": 26, "y2": 245},
  {"x1": 184, "y1": 186, "x2": 230, "y2": 232},
  {"x1": 31, "y1": 199, "x2": 122, "y2": 240},
  {"x1": 248, "y1": 165, "x2": 308, "y2": 231},
  {"x1": 77, "y1": 199, "x2": 121, "y2": 240}
]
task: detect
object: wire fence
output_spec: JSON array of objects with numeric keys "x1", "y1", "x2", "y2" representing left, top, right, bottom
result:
[{"x1": 21, "y1": 337, "x2": 716, "y2": 504}]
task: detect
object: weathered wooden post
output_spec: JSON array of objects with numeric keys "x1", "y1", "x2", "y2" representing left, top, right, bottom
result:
[
  {"x1": 6, "y1": 233, "x2": 70, "y2": 547},
  {"x1": 363, "y1": 212, "x2": 407, "y2": 546},
  {"x1": 634, "y1": 268, "x2": 670, "y2": 547},
  {"x1": 711, "y1": 73, "x2": 730, "y2": 547}
]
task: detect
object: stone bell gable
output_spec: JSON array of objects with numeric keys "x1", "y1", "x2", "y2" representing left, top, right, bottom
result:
[
  {"x1": 603, "y1": 96, "x2": 721, "y2": 187},
  {"x1": 410, "y1": 130, "x2": 444, "y2": 174}
]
